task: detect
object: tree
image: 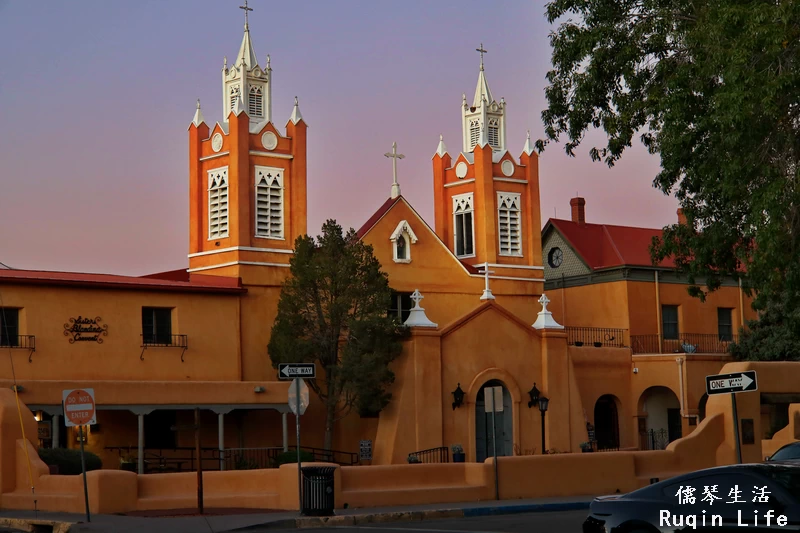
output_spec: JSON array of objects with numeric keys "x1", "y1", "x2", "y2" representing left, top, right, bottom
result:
[
  {"x1": 536, "y1": 0, "x2": 800, "y2": 356},
  {"x1": 268, "y1": 220, "x2": 409, "y2": 450}
]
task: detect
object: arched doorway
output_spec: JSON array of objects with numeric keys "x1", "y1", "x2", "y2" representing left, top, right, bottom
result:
[
  {"x1": 475, "y1": 380, "x2": 513, "y2": 462},
  {"x1": 594, "y1": 395, "x2": 620, "y2": 450},
  {"x1": 638, "y1": 386, "x2": 682, "y2": 449}
]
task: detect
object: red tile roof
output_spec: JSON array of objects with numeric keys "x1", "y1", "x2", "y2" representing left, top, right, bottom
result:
[
  {"x1": 547, "y1": 218, "x2": 675, "y2": 270},
  {"x1": 0, "y1": 268, "x2": 246, "y2": 294}
]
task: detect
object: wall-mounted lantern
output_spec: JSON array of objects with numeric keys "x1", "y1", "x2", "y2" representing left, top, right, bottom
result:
[
  {"x1": 527, "y1": 383, "x2": 540, "y2": 408},
  {"x1": 452, "y1": 383, "x2": 465, "y2": 410}
]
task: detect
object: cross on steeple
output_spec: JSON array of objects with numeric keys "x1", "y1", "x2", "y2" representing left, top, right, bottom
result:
[
  {"x1": 384, "y1": 141, "x2": 405, "y2": 199},
  {"x1": 476, "y1": 43, "x2": 487, "y2": 71},
  {"x1": 239, "y1": 0, "x2": 253, "y2": 28},
  {"x1": 478, "y1": 262, "x2": 496, "y2": 300}
]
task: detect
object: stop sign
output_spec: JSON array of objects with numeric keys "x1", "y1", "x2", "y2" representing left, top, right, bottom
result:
[{"x1": 62, "y1": 388, "x2": 96, "y2": 426}]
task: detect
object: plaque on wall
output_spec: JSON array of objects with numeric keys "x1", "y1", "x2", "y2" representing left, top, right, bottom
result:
[
  {"x1": 741, "y1": 418, "x2": 755, "y2": 445},
  {"x1": 38, "y1": 421, "x2": 52, "y2": 440},
  {"x1": 64, "y1": 316, "x2": 109, "y2": 344}
]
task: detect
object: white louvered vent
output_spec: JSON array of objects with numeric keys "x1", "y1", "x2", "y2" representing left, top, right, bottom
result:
[
  {"x1": 488, "y1": 119, "x2": 500, "y2": 148},
  {"x1": 249, "y1": 86, "x2": 263, "y2": 117},
  {"x1": 469, "y1": 120, "x2": 480, "y2": 149},
  {"x1": 229, "y1": 86, "x2": 240, "y2": 111},
  {"x1": 208, "y1": 168, "x2": 229, "y2": 239},
  {"x1": 255, "y1": 166, "x2": 284, "y2": 239},
  {"x1": 497, "y1": 192, "x2": 521, "y2": 256}
]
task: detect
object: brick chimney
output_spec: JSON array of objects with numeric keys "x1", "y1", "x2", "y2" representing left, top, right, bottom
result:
[
  {"x1": 677, "y1": 208, "x2": 687, "y2": 225},
  {"x1": 570, "y1": 197, "x2": 586, "y2": 225}
]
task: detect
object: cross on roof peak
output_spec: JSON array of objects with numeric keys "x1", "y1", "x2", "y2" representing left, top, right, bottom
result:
[
  {"x1": 239, "y1": 0, "x2": 253, "y2": 28},
  {"x1": 476, "y1": 43, "x2": 488, "y2": 70}
]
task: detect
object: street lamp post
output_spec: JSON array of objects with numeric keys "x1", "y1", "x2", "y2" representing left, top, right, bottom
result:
[{"x1": 538, "y1": 396, "x2": 550, "y2": 454}]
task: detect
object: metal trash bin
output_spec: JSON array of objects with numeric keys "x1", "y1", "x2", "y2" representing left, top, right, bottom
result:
[{"x1": 301, "y1": 466, "x2": 336, "y2": 516}]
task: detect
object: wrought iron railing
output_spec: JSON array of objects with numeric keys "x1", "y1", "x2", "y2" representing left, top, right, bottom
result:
[
  {"x1": 105, "y1": 446, "x2": 223, "y2": 473},
  {"x1": 566, "y1": 327, "x2": 627, "y2": 348},
  {"x1": 631, "y1": 333, "x2": 738, "y2": 354},
  {"x1": 409, "y1": 446, "x2": 449, "y2": 463},
  {"x1": 225, "y1": 447, "x2": 284, "y2": 470},
  {"x1": 0, "y1": 335, "x2": 36, "y2": 362},
  {"x1": 284, "y1": 445, "x2": 359, "y2": 466},
  {"x1": 140, "y1": 334, "x2": 189, "y2": 361},
  {"x1": 639, "y1": 429, "x2": 670, "y2": 451}
]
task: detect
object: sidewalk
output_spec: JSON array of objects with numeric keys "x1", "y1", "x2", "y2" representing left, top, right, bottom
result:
[{"x1": 0, "y1": 495, "x2": 597, "y2": 532}]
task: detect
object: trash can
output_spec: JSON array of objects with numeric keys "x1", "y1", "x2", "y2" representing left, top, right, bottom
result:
[{"x1": 301, "y1": 466, "x2": 336, "y2": 516}]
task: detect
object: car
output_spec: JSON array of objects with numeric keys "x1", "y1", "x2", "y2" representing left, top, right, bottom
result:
[
  {"x1": 582, "y1": 463, "x2": 800, "y2": 532},
  {"x1": 766, "y1": 442, "x2": 800, "y2": 463}
]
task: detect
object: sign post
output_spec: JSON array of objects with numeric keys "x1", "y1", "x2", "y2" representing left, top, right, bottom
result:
[
  {"x1": 62, "y1": 388, "x2": 96, "y2": 523},
  {"x1": 484, "y1": 386, "x2": 503, "y2": 501},
  {"x1": 705, "y1": 370, "x2": 758, "y2": 464},
  {"x1": 280, "y1": 363, "x2": 315, "y2": 513}
]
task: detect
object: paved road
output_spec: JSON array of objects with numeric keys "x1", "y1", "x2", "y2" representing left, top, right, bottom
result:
[{"x1": 254, "y1": 510, "x2": 588, "y2": 533}]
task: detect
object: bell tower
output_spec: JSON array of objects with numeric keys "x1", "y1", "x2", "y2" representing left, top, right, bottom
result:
[
  {"x1": 187, "y1": 1, "x2": 308, "y2": 282},
  {"x1": 432, "y1": 45, "x2": 543, "y2": 280}
]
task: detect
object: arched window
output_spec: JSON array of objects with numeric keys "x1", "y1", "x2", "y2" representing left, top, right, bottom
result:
[
  {"x1": 249, "y1": 85, "x2": 263, "y2": 117},
  {"x1": 390, "y1": 220, "x2": 417, "y2": 263}
]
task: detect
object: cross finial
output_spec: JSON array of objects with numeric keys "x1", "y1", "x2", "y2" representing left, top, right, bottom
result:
[
  {"x1": 476, "y1": 43, "x2": 487, "y2": 71},
  {"x1": 239, "y1": 0, "x2": 253, "y2": 28},
  {"x1": 478, "y1": 261, "x2": 496, "y2": 300},
  {"x1": 410, "y1": 289, "x2": 424, "y2": 308},
  {"x1": 538, "y1": 294, "x2": 551, "y2": 311},
  {"x1": 384, "y1": 141, "x2": 405, "y2": 199}
]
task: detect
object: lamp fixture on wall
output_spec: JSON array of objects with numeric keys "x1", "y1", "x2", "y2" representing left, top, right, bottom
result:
[
  {"x1": 527, "y1": 383, "x2": 540, "y2": 408},
  {"x1": 452, "y1": 383, "x2": 465, "y2": 410}
]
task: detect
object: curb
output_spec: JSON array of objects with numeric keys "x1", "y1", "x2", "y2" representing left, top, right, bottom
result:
[
  {"x1": 250, "y1": 501, "x2": 591, "y2": 529},
  {"x1": 0, "y1": 517, "x2": 75, "y2": 533}
]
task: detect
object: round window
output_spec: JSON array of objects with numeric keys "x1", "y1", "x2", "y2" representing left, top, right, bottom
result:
[{"x1": 548, "y1": 247, "x2": 563, "y2": 268}]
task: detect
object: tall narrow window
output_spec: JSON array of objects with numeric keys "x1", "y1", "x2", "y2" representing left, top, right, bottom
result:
[
  {"x1": 142, "y1": 307, "x2": 172, "y2": 345},
  {"x1": 396, "y1": 235, "x2": 407, "y2": 260},
  {"x1": 718, "y1": 308, "x2": 733, "y2": 341},
  {"x1": 255, "y1": 166, "x2": 284, "y2": 239},
  {"x1": 248, "y1": 85, "x2": 263, "y2": 117},
  {"x1": 390, "y1": 220, "x2": 417, "y2": 263},
  {"x1": 469, "y1": 120, "x2": 480, "y2": 149},
  {"x1": 453, "y1": 193, "x2": 475, "y2": 257},
  {"x1": 488, "y1": 119, "x2": 500, "y2": 148},
  {"x1": 387, "y1": 291, "x2": 413, "y2": 323},
  {"x1": 662, "y1": 305, "x2": 679, "y2": 340},
  {"x1": 229, "y1": 86, "x2": 240, "y2": 111},
  {"x1": 497, "y1": 192, "x2": 522, "y2": 256},
  {"x1": 208, "y1": 167, "x2": 229, "y2": 239},
  {"x1": 0, "y1": 308, "x2": 19, "y2": 347}
]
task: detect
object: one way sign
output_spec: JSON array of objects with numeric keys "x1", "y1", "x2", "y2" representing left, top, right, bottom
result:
[
  {"x1": 278, "y1": 363, "x2": 316, "y2": 380},
  {"x1": 706, "y1": 371, "x2": 758, "y2": 395}
]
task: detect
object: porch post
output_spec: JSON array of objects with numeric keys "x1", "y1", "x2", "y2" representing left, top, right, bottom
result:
[
  {"x1": 282, "y1": 411, "x2": 288, "y2": 452},
  {"x1": 52, "y1": 414, "x2": 60, "y2": 449},
  {"x1": 138, "y1": 414, "x2": 145, "y2": 475},
  {"x1": 218, "y1": 413, "x2": 225, "y2": 471}
]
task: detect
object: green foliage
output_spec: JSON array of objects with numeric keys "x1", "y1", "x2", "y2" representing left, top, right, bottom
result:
[
  {"x1": 38, "y1": 448, "x2": 102, "y2": 475},
  {"x1": 537, "y1": 0, "x2": 800, "y2": 355},
  {"x1": 274, "y1": 450, "x2": 315, "y2": 466},
  {"x1": 268, "y1": 220, "x2": 410, "y2": 449},
  {"x1": 730, "y1": 296, "x2": 800, "y2": 361}
]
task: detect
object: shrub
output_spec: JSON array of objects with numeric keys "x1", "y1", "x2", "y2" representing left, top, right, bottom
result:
[
  {"x1": 273, "y1": 450, "x2": 315, "y2": 466},
  {"x1": 38, "y1": 448, "x2": 103, "y2": 475}
]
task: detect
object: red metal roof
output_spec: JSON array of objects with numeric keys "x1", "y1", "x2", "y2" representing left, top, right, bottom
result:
[
  {"x1": 547, "y1": 218, "x2": 675, "y2": 270},
  {"x1": 0, "y1": 268, "x2": 246, "y2": 294},
  {"x1": 356, "y1": 197, "x2": 401, "y2": 239}
]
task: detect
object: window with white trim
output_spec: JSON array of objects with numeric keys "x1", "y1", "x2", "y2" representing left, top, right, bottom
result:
[
  {"x1": 390, "y1": 220, "x2": 418, "y2": 263},
  {"x1": 229, "y1": 86, "x2": 240, "y2": 111},
  {"x1": 469, "y1": 120, "x2": 480, "y2": 149},
  {"x1": 453, "y1": 193, "x2": 475, "y2": 258},
  {"x1": 497, "y1": 192, "x2": 522, "y2": 256},
  {"x1": 249, "y1": 85, "x2": 263, "y2": 117},
  {"x1": 208, "y1": 167, "x2": 229, "y2": 239},
  {"x1": 488, "y1": 118, "x2": 500, "y2": 149},
  {"x1": 255, "y1": 166, "x2": 284, "y2": 239}
]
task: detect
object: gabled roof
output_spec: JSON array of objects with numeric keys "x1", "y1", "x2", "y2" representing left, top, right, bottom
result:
[
  {"x1": 544, "y1": 218, "x2": 675, "y2": 270},
  {"x1": 0, "y1": 268, "x2": 246, "y2": 294}
]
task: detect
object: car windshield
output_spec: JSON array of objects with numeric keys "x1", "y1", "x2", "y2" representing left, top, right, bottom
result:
[
  {"x1": 771, "y1": 444, "x2": 800, "y2": 461},
  {"x1": 753, "y1": 465, "x2": 800, "y2": 501}
]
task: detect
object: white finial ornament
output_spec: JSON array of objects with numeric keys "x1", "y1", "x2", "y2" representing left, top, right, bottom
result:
[
  {"x1": 192, "y1": 99, "x2": 205, "y2": 126},
  {"x1": 289, "y1": 96, "x2": 304, "y2": 125},
  {"x1": 523, "y1": 129, "x2": 534, "y2": 155},
  {"x1": 267, "y1": 54, "x2": 271, "y2": 69},
  {"x1": 478, "y1": 262, "x2": 495, "y2": 300},
  {"x1": 532, "y1": 293, "x2": 564, "y2": 330},
  {"x1": 384, "y1": 141, "x2": 405, "y2": 199},
  {"x1": 435, "y1": 134, "x2": 448, "y2": 157},
  {"x1": 404, "y1": 289, "x2": 438, "y2": 328}
]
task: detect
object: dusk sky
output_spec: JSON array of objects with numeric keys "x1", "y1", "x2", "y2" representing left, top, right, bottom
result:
[{"x1": 0, "y1": 0, "x2": 677, "y2": 276}]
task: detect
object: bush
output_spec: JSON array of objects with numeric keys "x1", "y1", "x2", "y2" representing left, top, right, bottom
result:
[
  {"x1": 38, "y1": 448, "x2": 103, "y2": 475},
  {"x1": 273, "y1": 450, "x2": 315, "y2": 466}
]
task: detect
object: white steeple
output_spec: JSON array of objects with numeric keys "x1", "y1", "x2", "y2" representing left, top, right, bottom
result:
[
  {"x1": 522, "y1": 130, "x2": 535, "y2": 156},
  {"x1": 222, "y1": 1, "x2": 272, "y2": 124},
  {"x1": 462, "y1": 43, "x2": 506, "y2": 154},
  {"x1": 289, "y1": 96, "x2": 303, "y2": 125},
  {"x1": 435, "y1": 134, "x2": 448, "y2": 157},
  {"x1": 192, "y1": 99, "x2": 205, "y2": 127}
]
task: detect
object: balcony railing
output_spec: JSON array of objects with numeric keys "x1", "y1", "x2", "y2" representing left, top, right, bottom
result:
[
  {"x1": 565, "y1": 327, "x2": 627, "y2": 348},
  {"x1": 140, "y1": 334, "x2": 189, "y2": 362},
  {"x1": 631, "y1": 333, "x2": 739, "y2": 355},
  {"x1": 409, "y1": 446, "x2": 449, "y2": 463},
  {"x1": 0, "y1": 335, "x2": 36, "y2": 362}
]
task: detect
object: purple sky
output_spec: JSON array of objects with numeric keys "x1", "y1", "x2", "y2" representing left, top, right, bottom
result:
[{"x1": 0, "y1": 0, "x2": 676, "y2": 276}]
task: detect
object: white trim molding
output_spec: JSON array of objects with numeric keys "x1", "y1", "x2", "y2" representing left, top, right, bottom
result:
[
  {"x1": 444, "y1": 178, "x2": 475, "y2": 188},
  {"x1": 468, "y1": 274, "x2": 544, "y2": 282},
  {"x1": 199, "y1": 152, "x2": 230, "y2": 162},
  {"x1": 472, "y1": 263, "x2": 544, "y2": 271},
  {"x1": 187, "y1": 260, "x2": 291, "y2": 273},
  {"x1": 390, "y1": 220, "x2": 418, "y2": 264},
  {"x1": 249, "y1": 151, "x2": 293, "y2": 159},
  {"x1": 493, "y1": 177, "x2": 528, "y2": 184},
  {"x1": 188, "y1": 246, "x2": 294, "y2": 258}
]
